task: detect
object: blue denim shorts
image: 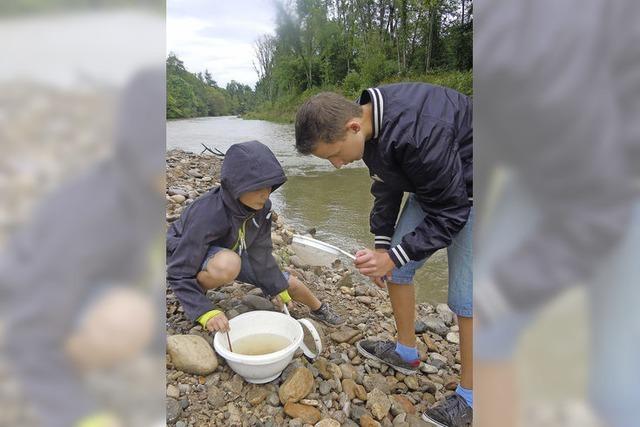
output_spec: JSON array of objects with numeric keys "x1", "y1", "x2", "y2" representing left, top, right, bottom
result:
[
  {"x1": 389, "y1": 194, "x2": 473, "y2": 317},
  {"x1": 200, "y1": 246, "x2": 289, "y2": 290}
]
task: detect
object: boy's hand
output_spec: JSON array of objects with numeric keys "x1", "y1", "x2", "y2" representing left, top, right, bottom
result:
[
  {"x1": 205, "y1": 312, "x2": 230, "y2": 332},
  {"x1": 355, "y1": 248, "x2": 395, "y2": 279}
]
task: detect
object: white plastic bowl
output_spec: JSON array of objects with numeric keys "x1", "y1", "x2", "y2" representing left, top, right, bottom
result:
[{"x1": 213, "y1": 310, "x2": 317, "y2": 384}]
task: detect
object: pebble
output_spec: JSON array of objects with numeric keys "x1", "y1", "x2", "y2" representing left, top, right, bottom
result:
[
  {"x1": 420, "y1": 364, "x2": 439, "y2": 374},
  {"x1": 422, "y1": 317, "x2": 449, "y2": 336},
  {"x1": 166, "y1": 398, "x2": 182, "y2": 423},
  {"x1": 241, "y1": 294, "x2": 274, "y2": 311},
  {"x1": 284, "y1": 402, "x2": 322, "y2": 424},
  {"x1": 315, "y1": 419, "x2": 341, "y2": 427},
  {"x1": 319, "y1": 381, "x2": 331, "y2": 395},
  {"x1": 330, "y1": 328, "x2": 360, "y2": 343},
  {"x1": 366, "y1": 388, "x2": 392, "y2": 420},
  {"x1": 166, "y1": 384, "x2": 180, "y2": 399},
  {"x1": 446, "y1": 332, "x2": 460, "y2": 344}
]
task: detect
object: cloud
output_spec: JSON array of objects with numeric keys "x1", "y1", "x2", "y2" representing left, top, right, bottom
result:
[{"x1": 167, "y1": 0, "x2": 277, "y2": 88}]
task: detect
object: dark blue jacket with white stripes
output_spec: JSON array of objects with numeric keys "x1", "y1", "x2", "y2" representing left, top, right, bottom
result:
[{"x1": 358, "y1": 83, "x2": 473, "y2": 267}]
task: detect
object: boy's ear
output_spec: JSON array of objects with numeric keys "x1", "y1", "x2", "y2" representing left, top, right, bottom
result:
[{"x1": 347, "y1": 120, "x2": 360, "y2": 133}]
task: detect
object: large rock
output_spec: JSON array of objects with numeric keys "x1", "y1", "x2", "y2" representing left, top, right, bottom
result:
[
  {"x1": 167, "y1": 335, "x2": 218, "y2": 375},
  {"x1": 284, "y1": 402, "x2": 322, "y2": 424},
  {"x1": 279, "y1": 367, "x2": 315, "y2": 404},
  {"x1": 366, "y1": 388, "x2": 391, "y2": 421}
]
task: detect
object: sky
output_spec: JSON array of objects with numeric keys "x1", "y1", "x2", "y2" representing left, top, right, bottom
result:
[{"x1": 167, "y1": 0, "x2": 277, "y2": 88}]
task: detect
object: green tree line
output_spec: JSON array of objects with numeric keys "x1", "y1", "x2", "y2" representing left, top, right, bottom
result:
[
  {"x1": 166, "y1": 53, "x2": 255, "y2": 119},
  {"x1": 167, "y1": 0, "x2": 472, "y2": 122},
  {"x1": 247, "y1": 0, "x2": 472, "y2": 122}
]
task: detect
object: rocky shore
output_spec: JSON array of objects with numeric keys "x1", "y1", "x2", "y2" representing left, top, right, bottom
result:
[{"x1": 166, "y1": 150, "x2": 462, "y2": 427}]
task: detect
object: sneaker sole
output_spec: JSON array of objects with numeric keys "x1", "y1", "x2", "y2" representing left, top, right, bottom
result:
[
  {"x1": 355, "y1": 341, "x2": 418, "y2": 375},
  {"x1": 421, "y1": 413, "x2": 449, "y2": 427}
]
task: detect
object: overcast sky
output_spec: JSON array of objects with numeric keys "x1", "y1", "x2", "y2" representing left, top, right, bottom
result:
[{"x1": 167, "y1": 0, "x2": 277, "y2": 88}]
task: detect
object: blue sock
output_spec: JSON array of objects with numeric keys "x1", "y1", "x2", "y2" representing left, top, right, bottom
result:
[
  {"x1": 456, "y1": 385, "x2": 473, "y2": 408},
  {"x1": 395, "y1": 342, "x2": 419, "y2": 362}
]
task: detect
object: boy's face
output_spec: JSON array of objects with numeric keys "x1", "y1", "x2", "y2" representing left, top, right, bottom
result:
[
  {"x1": 311, "y1": 121, "x2": 365, "y2": 169},
  {"x1": 238, "y1": 187, "x2": 271, "y2": 210}
]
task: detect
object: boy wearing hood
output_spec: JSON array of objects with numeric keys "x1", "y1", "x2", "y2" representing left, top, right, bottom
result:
[{"x1": 167, "y1": 141, "x2": 344, "y2": 332}]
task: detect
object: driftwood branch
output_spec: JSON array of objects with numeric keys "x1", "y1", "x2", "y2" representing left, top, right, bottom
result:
[{"x1": 200, "y1": 143, "x2": 225, "y2": 157}]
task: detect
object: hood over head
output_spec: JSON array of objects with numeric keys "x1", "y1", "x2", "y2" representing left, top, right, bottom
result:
[{"x1": 221, "y1": 140, "x2": 287, "y2": 202}]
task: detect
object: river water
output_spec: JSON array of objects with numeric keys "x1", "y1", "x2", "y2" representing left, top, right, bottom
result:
[{"x1": 167, "y1": 116, "x2": 448, "y2": 304}]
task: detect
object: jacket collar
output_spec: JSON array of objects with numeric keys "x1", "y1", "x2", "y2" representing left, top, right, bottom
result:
[{"x1": 358, "y1": 87, "x2": 385, "y2": 139}]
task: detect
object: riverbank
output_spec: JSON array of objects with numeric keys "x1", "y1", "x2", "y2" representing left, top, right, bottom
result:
[
  {"x1": 242, "y1": 71, "x2": 473, "y2": 124},
  {"x1": 166, "y1": 149, "x2": 462, "y2": 426}
]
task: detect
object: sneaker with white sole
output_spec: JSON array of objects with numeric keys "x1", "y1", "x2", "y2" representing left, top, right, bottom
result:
[
  {"x1": 422, "y1": 394, "x2": 473, "y2": 427},
  {"x1": 356, "y1": 339, "x2": 420, "y2": 375}
]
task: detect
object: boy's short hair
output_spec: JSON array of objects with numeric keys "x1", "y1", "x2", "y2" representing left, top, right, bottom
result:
[{"x1": 295, "y1": 92, "x2": 363, "y2": 155}]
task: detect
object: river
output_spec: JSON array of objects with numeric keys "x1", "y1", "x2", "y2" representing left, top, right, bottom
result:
[{"x1": 167, "y1": 116, "x2": 449, "y2": 304}]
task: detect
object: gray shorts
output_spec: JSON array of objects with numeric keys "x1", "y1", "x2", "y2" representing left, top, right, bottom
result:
[{"x1": 200, "y1": 246, "x2": 289, "y2": 295}]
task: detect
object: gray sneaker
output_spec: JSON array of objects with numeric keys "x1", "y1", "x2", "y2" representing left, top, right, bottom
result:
[
  {"x1": 309, "y1": 303, "x2": 345, "y2": 327},
  {"x1": 422, "y1": 394, "x2": 473, "y2": 427},
  {"x1": 356, "y1": 340, "x2": 420, "y2": 375}
]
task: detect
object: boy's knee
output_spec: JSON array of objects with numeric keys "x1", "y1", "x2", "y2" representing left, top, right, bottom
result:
[
  {"x1": 209, "y1": 250, "x2": 241, "y2": 283},
  {"x1": 67, "y1": 287, "x2": 154, "y2": 369}
]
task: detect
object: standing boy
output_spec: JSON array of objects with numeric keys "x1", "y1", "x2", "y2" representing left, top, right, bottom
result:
[{"x1": 295, "y1": 84, "x2": 473, "y2": 427}]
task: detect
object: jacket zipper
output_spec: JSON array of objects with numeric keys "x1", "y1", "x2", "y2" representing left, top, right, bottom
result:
[{"x1": 232, "y1": 214, "x2": 254, "y2": 255}]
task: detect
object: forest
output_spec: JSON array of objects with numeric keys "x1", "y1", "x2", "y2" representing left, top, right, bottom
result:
[{"x1": 167, "y1": 0, "x2": 472, "y2": 121}]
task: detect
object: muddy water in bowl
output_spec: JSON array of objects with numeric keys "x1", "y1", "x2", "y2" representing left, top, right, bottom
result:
[
  {"x1": 232, "y1": 334, "x2": 291, "y2": 356},
  {"x1": 213, "y1": 310, "x2": 322, "y2": 383}
]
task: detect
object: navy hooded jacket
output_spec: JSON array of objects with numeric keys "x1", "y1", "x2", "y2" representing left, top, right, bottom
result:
[
  {"x1": 358, "y1": 83, "x2": 473, "y2": 267},
  {"x1": 167, "y1": 141, "x2": 288, "y2": 322}
]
